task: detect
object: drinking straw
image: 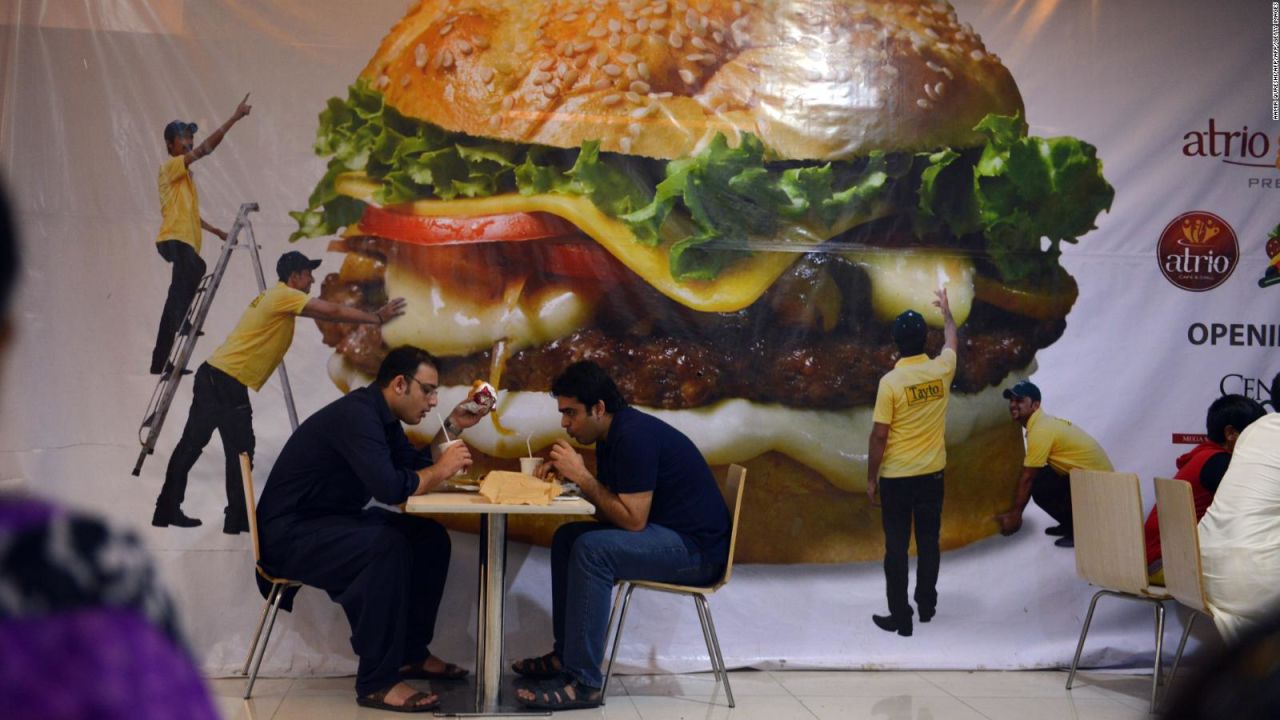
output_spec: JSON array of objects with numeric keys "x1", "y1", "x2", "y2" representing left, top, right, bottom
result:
[
  {"x1": 526, "y1": 434, "x2": 534, "y2": 459},
  {"x1": 437, "y1": 411, "x2": 452, "y2": 443}
]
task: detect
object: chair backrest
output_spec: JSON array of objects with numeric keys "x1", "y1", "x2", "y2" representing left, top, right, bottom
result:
[
  {"x1": 1154, "y1": 476, "x2": 1211, "y2": 613},
  {"x1": 240, "y1": 453, "x2": 263, "y2": 564},
  {"x1": 715, "y1": 465, "x2": 747, "y2": 589},
  {"x1": 1069, "y1": 469, "x2": 1151, "y2": 594}
]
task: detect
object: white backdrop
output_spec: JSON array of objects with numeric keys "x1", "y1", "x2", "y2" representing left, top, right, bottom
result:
[{"x1": 1, "y1": 0, "x2": 1277, "y2": 676}]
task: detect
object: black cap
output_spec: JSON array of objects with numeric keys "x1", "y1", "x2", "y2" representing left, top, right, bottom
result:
[
  {"x1": 276, "y1": 251, "x2": 322, "y2": 281},
  {"x1": 163, "y1": 120, "x2": 198, "y2": 143},
  {"x1": 891, "y1": 309, "x2": 927, "y2": 349},
  {"x1": 1002, "y1": 380, "x2": 1042, "y2": 403}
]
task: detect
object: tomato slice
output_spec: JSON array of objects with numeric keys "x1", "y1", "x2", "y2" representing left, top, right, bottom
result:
[
  {"x1": 358, "y1": 205, "x2": 578, "y2": 245},
  {"x1": 358, "y1": 204, "x2": 632, "y2": 284}
]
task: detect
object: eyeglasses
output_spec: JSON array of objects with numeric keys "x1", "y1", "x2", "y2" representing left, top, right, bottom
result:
[{"x1": 403, "y1": 375, "x2": 438, "y2": 397}]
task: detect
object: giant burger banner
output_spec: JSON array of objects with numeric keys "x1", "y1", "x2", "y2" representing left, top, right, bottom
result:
[
  {"x1": 4, "y1": 0, "x2": 1277, "y2": 675},
  {"x1": 288, "y1": 0, "x2": 1113, "y2": 562}
]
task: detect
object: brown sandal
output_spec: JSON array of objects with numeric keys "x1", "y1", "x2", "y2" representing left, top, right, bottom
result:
[{"x1": 356, "y1": 685, "x2": 440, "y2": 713}]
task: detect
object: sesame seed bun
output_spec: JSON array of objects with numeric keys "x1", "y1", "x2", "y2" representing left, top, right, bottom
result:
[{"x1": 362, "y1": 0, "x2": 1024, "y2": 160}]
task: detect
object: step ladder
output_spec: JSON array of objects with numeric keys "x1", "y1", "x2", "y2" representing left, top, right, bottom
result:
[{"x1": 132, "y1": 202, "x2": 300, "y2": 476}]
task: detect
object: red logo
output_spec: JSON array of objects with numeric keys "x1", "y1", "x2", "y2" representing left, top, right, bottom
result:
[{"x1": 1157, "y1": 211, "x2": 1239, "y2": 292}]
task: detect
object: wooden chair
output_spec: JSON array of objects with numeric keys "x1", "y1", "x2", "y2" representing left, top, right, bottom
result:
[
  {"x1": 1065, "y1": 469, "x2": 1171, "y2": 713},
  {"x1": 1154, "y1": 476, "x2": 1217, "y2": 693},
  {"x1": 238, "y1": 452, "x2": 304, "y2": 699},
  {"x1": 600, "y1": 465, "x2": 746, "y2": 708}
]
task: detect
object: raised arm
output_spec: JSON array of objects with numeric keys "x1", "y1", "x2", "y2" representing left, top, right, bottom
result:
[
  {"x1": 547, "y1": 439, "x2": 652, "y2": 530},
  {"x1": 183, "y1": 93, "x2": 252, "y2": 166},
  {"x1": 934, "y1": 287, "x2": 957, "y2": 354}
]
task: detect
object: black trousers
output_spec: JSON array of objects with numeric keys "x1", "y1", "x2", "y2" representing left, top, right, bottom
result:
[
  {"x1": 260, "y1": 510, "x2": 452, "y2": 697},
  {"x1": 1030, "y1": 465, "x2": 1073, "y2": 536},
  {"x1": 880, "y1": 471, "x2": 944, "y2": 622},
  {"x1": 152, "y1": 239, "x2": 206, "y2": 373},
  {"x1": 156, "y1": 363, "x2": 253, "y2": 526}
]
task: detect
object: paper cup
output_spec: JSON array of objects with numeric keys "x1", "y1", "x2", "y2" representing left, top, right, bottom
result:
[
  {"x1": 520, "y1": 456, "x2": 545, "y2": 476},
  {"x1": 440, "y1": 439, "x2": 467, "y2": 477}
]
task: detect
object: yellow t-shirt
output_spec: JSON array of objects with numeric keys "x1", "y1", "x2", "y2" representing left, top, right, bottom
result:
[
  {"x1": 872, "y1": 348, "x2": 957, "y2": 478},
  {"x1": 1023, "y1": 408, "x2": 1114, "y2": 475},
  {"x1": 207, "y1": 283, "x2": 310, "y2": 391},
  {"x1": 156, "y1": 155, "x2": 201, "y2": 252}
]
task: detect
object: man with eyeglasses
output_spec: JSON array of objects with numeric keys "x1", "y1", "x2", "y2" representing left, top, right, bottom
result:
[
  {"x1": 152, "y1": 250, "x2": 406, "y2": 534},
  {"x1": 254, "y1": 346, "x2": 486, "y2": 713}
]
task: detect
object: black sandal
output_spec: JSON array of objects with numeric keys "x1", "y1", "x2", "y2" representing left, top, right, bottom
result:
[
  {"x1": 511, "y1": 651, "x2": 562, "y2": 679},
  {"x1": 356, "y1": 685, "x2": 440, "y2": 713},
  {"x1": 516, "y1": 674, "x2": 603, "y2": 710}
]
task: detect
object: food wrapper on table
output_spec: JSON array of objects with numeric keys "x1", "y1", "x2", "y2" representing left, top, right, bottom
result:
[{"x1": 478, "y1": 470, "x2": 563, "y2": 506}]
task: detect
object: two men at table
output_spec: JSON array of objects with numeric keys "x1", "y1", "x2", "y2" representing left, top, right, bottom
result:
[
  {"x1": 995, "y1": 380, "x2": 1113, "y2": 548},
  {"x1": 255, "y1": 347, "x2": 484, "y2": 712},
  {"x1": 513, "y1": 361, "x2": 732, "y2": 710}
]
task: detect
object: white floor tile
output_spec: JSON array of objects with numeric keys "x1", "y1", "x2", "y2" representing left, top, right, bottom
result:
[
  {"x1": 961, "y1": 697, "x2": 1149, "y2": 720},
  {"x1": 627, "y1": 694, "x2": 817, "y2": 719},
  {"x1": 800, "y1": 695, "x2": 990, "y2": 720},
  {"x1": 620, "y1": 670, "x2": 789, "y2": 698},
  {"x1": 772, "y1": 670, "x2": 952, "y2": 697},
  {"x1": 211, "y1": 693, "x2": 285, "y2": 720},
  {"x1": 922, "y1": 670, "x2": 1113, "y2": 700}
]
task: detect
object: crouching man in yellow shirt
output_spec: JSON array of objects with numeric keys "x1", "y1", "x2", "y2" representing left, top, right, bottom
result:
[
  {"x1": 152, "y1": 251, "x2": 407, "y2": 533},
  {"x1": 866, "y1": 288, "x2": 956, "y2": 637}
]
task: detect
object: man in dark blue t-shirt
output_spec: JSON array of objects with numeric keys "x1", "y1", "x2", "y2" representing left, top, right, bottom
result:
[{"x1": 513, "y1": 361, "x2": 730, "y2": 710}]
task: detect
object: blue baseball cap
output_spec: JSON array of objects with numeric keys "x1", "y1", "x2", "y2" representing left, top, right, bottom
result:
[{"x1": 1002, "y1": 380, "x2": 1042, "y2": 402}]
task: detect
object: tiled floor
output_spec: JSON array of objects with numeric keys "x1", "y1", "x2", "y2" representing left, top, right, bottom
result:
[{"x1": 209, "y1": 669, "x2": 1161, "y2": 719}]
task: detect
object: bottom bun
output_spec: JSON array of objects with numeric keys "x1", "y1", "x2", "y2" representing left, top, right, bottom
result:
[{"x1": 408, "y1": 419, "x2": 1023, "y2": 564}]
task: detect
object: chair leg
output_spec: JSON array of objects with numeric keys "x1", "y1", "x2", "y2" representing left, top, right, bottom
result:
[
  {"x1": 1166, "y1": 611, "x2": 1198, "y2": 698},
  {"x1": 241, "y1": 584, "x2": 278, "y2": 675},
  {"x1": 1149, "y1": 602, "x2": 1166, "y2": 714},
  {"x1": 1066, "y1": 590, "x2": 1107, "y2": 689},
  {"x1": 694, "y1": 594, "x2": 734, "y2": 708},
  {"x1": 244, "y1": 583, "x2": 287, "y2": 700},
  {"x1": 601, "y1": 583, "x2": 636, "y2": 704}
]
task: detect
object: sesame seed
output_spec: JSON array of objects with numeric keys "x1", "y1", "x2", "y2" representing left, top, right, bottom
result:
[
  {"x1": 575, "y1": 40, "x2": 594, "y2": 53},
  {"x1": 636, "y1": 61, "x2": 650, "y2": 79},
  {"x1": 556, "y1": 61, "x2": 569, "y2": 77},
  {"x1": 630, "y1": 80, "x2": 651, "y2": 93},
  {"x1": 440, "y1": 23, "x2": 454, "y2": 36},
  {"x1": 561, "y1": 68, "x2": 578, "y2": 85},
  {"x1": 923, "y1": 27, "x2": 940, "y2": 39},
  {"x1": 608, "y1": 35, "x2": 620, "y2": 47},
  {"x1": 459, "y1": 40, "x2": 473, "y2": 54},
  {"x1": 637, "y1": 18, "x2": 649, "y2": 30},
  {"x1": 530, "y1": 70, "x2": 550, "y2": 83},
  {"x1": 654, "y1": 2, "x2": 668, "y2": 13},
  {"x1": 593, "y1": 51, "x2": 609, "y2": 66},
  {"x1": 475, "y1": 36, "x2": 490, "y2": 49},
  {"x1": 687, "y1": 53, "x2": 704, "y2": 62},
  {"x1": 543, "y1": 84, "x2": 558, "y2": 97},
  {"x1": 926, "y1": 60, "x2": 943, "y2": 73},
  {"x1": 400, "y1": 75, "x2": 410, "y2": 87},
  {"x1": 651, "y1": 18, "x2": 667, "y2": 31},
  {"x1": 923, "y1": 82, "x2": 935, "y2": 99},
  {"x1": 588, "y1": 25, "x2": 607, "y2": 37},
  {"x1": 691, "y1": 36, "x2": 707, "y2": 49},
  {"x1": 575, "y1": 54, "x2": 589, "y2": 67},
  {"x1": 630, "y1": 104, "x2": 655, "y2": 117},
  {"x1": 537, "y1": 57, "x2": 554, "y2": 70},
  {"x1": 479, "y1": 66, "x2": 495, "y2": 83},
  {"x1": 618, "y1": 52, "x2": 638, "y2": 64},
  {"x1": 628, "y1": 122, "x2": 642, "y2": 135},
  {"x1": 562, "y1": 12, "x2": 579, "y2": 21},
  {"x1": 441, "y1": 50, "x2": 454, "y2": 68},
  {"x1": 602, "y1": 93, "x2": 622, "y2": 105},
  {"x1": 414, "y1": 43, "x2": 428, "y2": 68},
  {"x1": 620, "y1": 136, "x2": 633, "y2": 152},
  {"x1": 678, "y1": 68, "x2": 696, "y2": 84},
  {"x1": 625, "y1": 33, "x2": 643, "y2": 49},
  {"x1": 941, "y1": 66, "x2": 954, "y2": 79},
  {"x1": 608, "y1": 18, "x2": 622, "y2": 32},
  {"x1": 593, "y1": 77, "x2": 612, "y2": 90},
  {"x1": 917, "y1": 98, "x2": 932, "y2": 109},
  {"x1": 444, "y1": 84, "x2": 455, "y2": 101},
  {"x1": 933, "y1": 81, "x2": 945, "y2": 97},
  {"x1": 625, "y1": 90, "x2": 642, "y2": 103},
  {"x1": 626, "y1": 64, "x2": 638, "y2": 79},
  {"x1": 712, "y1": 30, "x2": 723, "y2": 44},
  {"x1": 603, "y1": 63, "x2": 623, "y2": 76},
  {"x1": 697, "y1": 54, "x2": 715, "y2": 65},
  {"x1": 501, "y1": 95, "x2": 515, "y2": 110},
  {"x1": 668, "y1": 31, "x2": 684, "y2": 47}
]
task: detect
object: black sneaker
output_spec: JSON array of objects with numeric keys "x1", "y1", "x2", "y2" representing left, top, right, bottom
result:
[
  {"x1": 1054, "y1": 536, "x2": 1075, "y2": 548},
  {"x1": 152, "y1": 508, "x2": 202, "y2": 528},
  {"x1": 872, "y1": 614, "x2": 912, "y2": 637},
  {"x1": 1044, "y1": 525, "x2": 1067, "y2": 537}
]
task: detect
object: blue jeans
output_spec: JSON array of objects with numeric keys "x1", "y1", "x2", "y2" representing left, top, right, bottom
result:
[{"x1": 550, "y1": 522, "x2": 722, "y2": 688}]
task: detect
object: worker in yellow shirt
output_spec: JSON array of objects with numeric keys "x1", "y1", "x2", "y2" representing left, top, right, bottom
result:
[
  {"x1": 150, "y1": 93, "x2": 252, "y2": 376},
  {"x1": 995, "y1": 381, "x2": 1114, "y2": 548},
  {"x1": 866, "y1": 288, "x2": 956, "y2": 637},
  {"x1": 152, "y1": 251, "x2": 407, "y2": 533}
]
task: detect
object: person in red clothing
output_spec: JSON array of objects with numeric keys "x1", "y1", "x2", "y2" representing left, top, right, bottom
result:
[{"x1": 1145, "y1": 394, "x2": 1266, "y2": 583}]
